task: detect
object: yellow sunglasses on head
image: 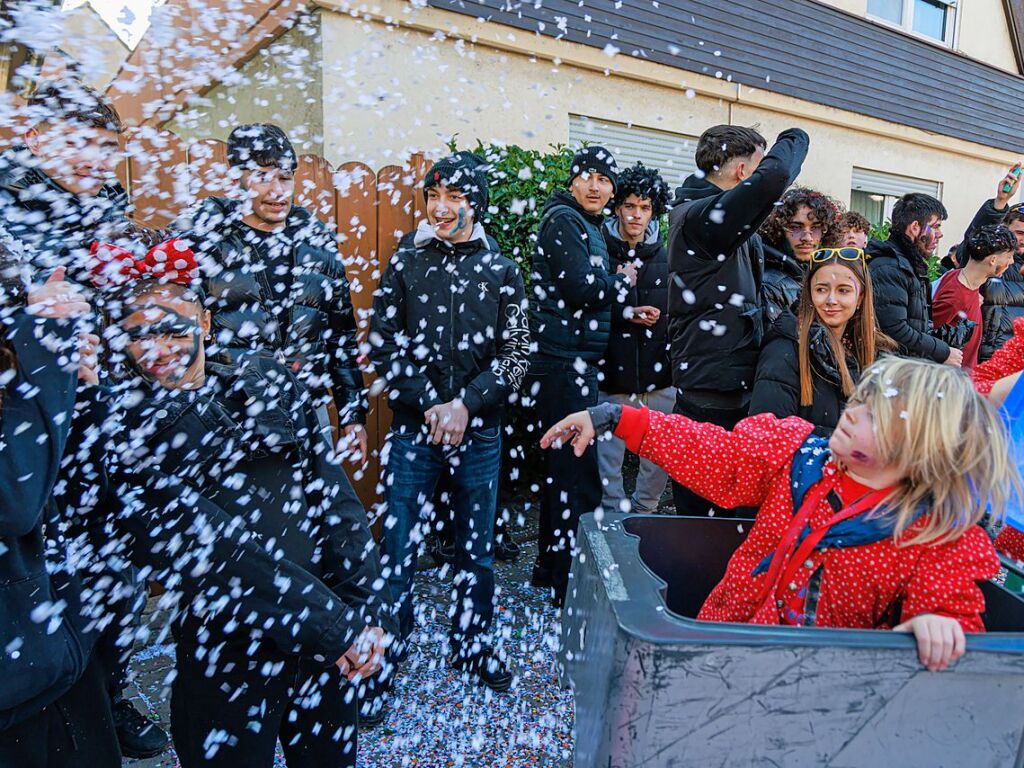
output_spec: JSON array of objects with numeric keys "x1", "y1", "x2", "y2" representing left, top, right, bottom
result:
[{"x1": 811, "y1": 247, "x2": 866, "y2": 264}]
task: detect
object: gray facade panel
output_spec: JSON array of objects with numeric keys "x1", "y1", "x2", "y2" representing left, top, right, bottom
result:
[{"x1": 428, "y1": 0, "x2": 1024, "y2": 152}]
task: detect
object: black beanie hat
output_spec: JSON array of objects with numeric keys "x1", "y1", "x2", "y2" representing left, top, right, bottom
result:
[
  {"x1": 569, "y1": 145, "x2": 619, "y2": 193},
  {"x1": 423, "y1": 151, "x2": 490, "y2": 214},
  {"x1": 227, "y1": 123, "x2": 297, "y2": 172}
]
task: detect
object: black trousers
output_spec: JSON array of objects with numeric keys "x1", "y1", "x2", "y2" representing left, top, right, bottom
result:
[
  {"x1": 0, "y1": 656, "x2": 121, "y2": 768},
  {"x1": 527, "y1": 358, "x2": 602, "y2": 600},
  {"x1": 671, "y1": 391, "x2": 757, "y2": 519},
  {"x1": 171, "y1": 636, "x2": 358, "y2": 768}
]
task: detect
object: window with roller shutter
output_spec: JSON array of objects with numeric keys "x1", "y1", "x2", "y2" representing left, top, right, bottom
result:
[
  {"x1": 850, "y1": 167, "x2": 943, "y2": 227},
  {"x1": 568, "y1": 114, "x2": 699, "y2": 188}
]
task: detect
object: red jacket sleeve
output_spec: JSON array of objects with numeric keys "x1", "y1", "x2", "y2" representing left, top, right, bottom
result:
[
  {"x1": 901, "y1": 526, "x2": 1000, "y2": 633},
  {"x1": 996, "y1": 526, "x2": 1024, "y2": 563},
  {"x1": 973, "y1": 316, "x2": 1024, "y2": 395},
  {"x1": 614, "y1": 407, "x2": 815, "y2": 511}
]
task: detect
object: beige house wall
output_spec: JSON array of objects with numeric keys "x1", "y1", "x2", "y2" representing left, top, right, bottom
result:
[
  {"x1": 310, "y1": 4, "x2": 1016, "y2": 240},
  {"x1": 813, "y1": 0, "x2": 1019, "y2": 74}
]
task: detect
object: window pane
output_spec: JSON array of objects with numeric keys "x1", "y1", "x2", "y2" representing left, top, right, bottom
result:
[
  {"x1": 913, "y1": 0, "x2": 948, "y2": 40},
  {"x1": 868, "y1": 0, "x2": 903, "y2": 24},
  {"x1": 850, "y1": 190, "x2": 886, "y2": 228}
]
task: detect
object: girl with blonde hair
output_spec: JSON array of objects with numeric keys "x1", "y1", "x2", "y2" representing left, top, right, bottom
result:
[{"x1": 541, "y1": 356, "x2": 1018, "y2": 672}]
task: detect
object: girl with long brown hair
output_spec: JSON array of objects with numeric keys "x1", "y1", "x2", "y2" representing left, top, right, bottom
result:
[{"x1": 750, "y1": 247, "x2": 894, "y2": 435}]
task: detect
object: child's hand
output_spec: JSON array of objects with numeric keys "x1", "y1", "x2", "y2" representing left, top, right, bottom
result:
[
  {"x1": 894, "y1": 613, "x2": 966, "y2": 672},
  {"x1": 540, "y1": 411, "x2": 595, "y2": 457}
]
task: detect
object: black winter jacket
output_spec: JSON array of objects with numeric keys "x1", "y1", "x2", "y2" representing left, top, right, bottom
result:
[
  {"x1": 529, "y1": 190, "x2": 628, "y2": 362},
  {"x1": 956, "y1": 197, "x2": 1024, "y2": 362},
  {"x1": 176, "y1": 197, "x2": 365, "y2": 424},
  {"x1": 749, "y1": 311, "x2": 856, "y2": 437},
  {"x1": 761, "y1": 242, "x2": 806, "y2": 326},
  {"x1": 599, "y1": 218, "x2": 671, "y2": 395},
  {"x1": 666, "y1": 128, "x2": 809, "y2": 393},
  {"x1": 867, "y1": 234, "x2": 950, "y2": 363},
  {"x1": 370, "y1": 224, "x2": 530, "y2": 432},
  {"x1": 114, "y1": 356, "x2": 389, "y2": 654},
  {"x1": 0, "y1": 146, "x2": 129, "y2": 277}
]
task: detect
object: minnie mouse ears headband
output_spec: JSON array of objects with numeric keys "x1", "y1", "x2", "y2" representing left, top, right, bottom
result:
[{"x1": 89, "y1": 238, "x2": 200, "y2": 290}]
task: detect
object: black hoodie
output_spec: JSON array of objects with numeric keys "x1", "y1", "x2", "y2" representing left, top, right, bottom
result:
[
  {"x1": 666, "y1": 128, "x2": 809, "y2": 394},
  {"x1": 867, "y1": 232, "x2": 950, "y2": 363}
]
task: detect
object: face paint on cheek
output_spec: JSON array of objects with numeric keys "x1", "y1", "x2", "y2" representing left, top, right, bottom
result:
[{"x1": 450, "y1": 206, "x2": 468, "y2": 236}]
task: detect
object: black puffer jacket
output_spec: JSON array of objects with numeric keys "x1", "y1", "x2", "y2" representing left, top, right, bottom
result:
[
  {"x1": 529, "y1": 190, "x2": 628, "y2": 362},
  {"x1": 0, "y1": 146, "x2": 128, "y2": 277},
  {"x1": 867, "y1": 233, "x2": 950, "y2": 363},
  {"x1": 761, "y1": 242, "x2": 806, "y2": 326},
  {"x1": 980, "y1": 268, "x2": 1024, "y2": 361},
  {"x1": 370, "y1": 224, "x2": 530, "y2": 432},
  {"x1": 176, "y1": 197, "x2": 365, "y2": 424},
  {"x1": 667, "y1": 128, "x2": 809, "y2": 393},
  {"x1": 749, "y1": 311, "x2": 856, "y2": 437},
  {"x1": 600, "y1": 218, "x2": 671, "y2": 394}
]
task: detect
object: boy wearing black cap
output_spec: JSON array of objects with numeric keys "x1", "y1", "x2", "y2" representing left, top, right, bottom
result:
[
  {"x1": 175, "y1": 123, "x2": 367, "y2": 463},
  {"x1": 526, "y1": 145, "x2": 636, "y2": 606},
  {"x1": 369, "y1": 151, "x2": 529, "y2": 693}
]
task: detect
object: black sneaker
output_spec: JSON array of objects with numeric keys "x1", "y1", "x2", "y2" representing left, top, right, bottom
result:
[
  {"x1": 530, "y1": 563, "x2": 553, "y2": 589},
  {"x1": 495, "y1": 537, "x2": 521, "y2": 563},
  {"x1": 449, "y1": 646, "x2": 513, "y2": 692},
  {"x1": 112, "y1": 698, "x2": 169, "y2": 759}
]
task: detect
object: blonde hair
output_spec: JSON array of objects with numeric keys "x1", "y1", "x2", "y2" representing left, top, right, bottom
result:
[{"x1": 850, "y1": 356, "x2": 1019, "y2": 546}]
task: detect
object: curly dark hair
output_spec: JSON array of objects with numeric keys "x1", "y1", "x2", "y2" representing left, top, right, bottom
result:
[
  {"x1": 840, "y1": 210, "x2": 872, "y2": 235},
  {"x1": 964, "y1": 224, "x2": 1017, "y2": 262},
  {"x1": 759, "y1": 187, "x2": 843, "y2": 249},
  {"x1": 612, "y1": 162, "x2": 671, "y2": 217}
]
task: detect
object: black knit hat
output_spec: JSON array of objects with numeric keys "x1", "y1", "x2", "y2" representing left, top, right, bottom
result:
[
  {"x1": 227, "y1": 123, "x2": 297, "y2": 171},
  {"x1": 569, "y1": 145, "x2": 619, "y2": 193},
  {"x1": 423, "y1": 151, "x2": 490, "y2": 214}
]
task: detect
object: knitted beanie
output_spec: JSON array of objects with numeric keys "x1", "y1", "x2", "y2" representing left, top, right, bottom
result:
[
  {"x1": 423, "y1": 151, "x2": 490, "y2": 214},
  {"x1": 568, "y1": 145, "x2": 619, "y2": 193}
]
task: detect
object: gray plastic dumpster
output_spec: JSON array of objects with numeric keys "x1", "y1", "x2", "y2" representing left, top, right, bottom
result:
[{"x1": 559, "y1": 513, "x2": 1024, "y2": 768}]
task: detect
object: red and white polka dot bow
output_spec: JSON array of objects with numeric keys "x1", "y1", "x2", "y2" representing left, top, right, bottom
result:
[{"x1": 88, "y1": 238, "x2": 199, "y2": 288}]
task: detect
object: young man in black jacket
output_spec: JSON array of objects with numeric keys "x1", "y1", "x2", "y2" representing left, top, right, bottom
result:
[
  {"x1": 0, "y1": 80, "x2": 129, "y2": 278},
  {"x1": 175, "y1": 124, "x2": 367, "y2": 462},
  {"x1": 597, "y1": 163, "x2": 673, "y2": 514},
  {"x1": 99, "y1": 250, "x2": 388, "y2": 767},
  {"x1": 948, "y1": 166, "x2": 1024, "y2": 361},
  {"x1": 369, "y1": 152, "x2": 529, "y2": 690},
  {"x1": 526, "y1": 146, "x2": 636, "y2": 604},
  {"x1": 666, "y1": 124, "x2": 809, "y2": 515},
  {"x1": 0, "y1": 252, "x2": 385, "y2": 766},
  {"x1": 867, "y1": 193, "x2": 961, "y2": 366}
]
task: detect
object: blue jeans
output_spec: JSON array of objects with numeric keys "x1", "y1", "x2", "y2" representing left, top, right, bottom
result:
[{"x1": 379, "y1": 425, "x2": 501, "y2": 651}]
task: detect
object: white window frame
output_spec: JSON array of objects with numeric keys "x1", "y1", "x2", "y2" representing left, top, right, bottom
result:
[
  {"x1": 850, "y1": 167, "x2": 943, "y2": 227},
  {"x1": 867, "y1": 0, "x2": 958, "y2": 47}
]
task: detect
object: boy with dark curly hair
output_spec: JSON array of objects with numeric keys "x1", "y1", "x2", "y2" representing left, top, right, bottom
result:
[
  {"x1": 759, "y1": 187, "x2": 842, "y2": 325},
  {"x1": 597, "y1": 162, "x2": 674, "y2": 514},
  {"x1": 839, "y1": 210, "x2": 872, "y2": 249}
]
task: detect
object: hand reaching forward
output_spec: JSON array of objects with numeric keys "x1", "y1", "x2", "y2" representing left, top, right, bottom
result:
[{"x1": 539, "y1": 410, "x2": 595, "y2": 457}]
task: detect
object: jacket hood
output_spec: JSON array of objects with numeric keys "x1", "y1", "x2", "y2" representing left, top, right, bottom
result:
[
  {"x1": 413, "y1": 218, "x2": 489, "y2": 250},
  {"x1": 671, "y1": 173, "x2": 720, "y2": 207},
  {"x1": 763, "y1": 241, "x2": 806, "y2": 280},
  {"x1": 543, "y1": 188, "x2": 605, "y2": 224},
  {"x1": 603, "y1": 216, "x2": 661, "y2": 249}
]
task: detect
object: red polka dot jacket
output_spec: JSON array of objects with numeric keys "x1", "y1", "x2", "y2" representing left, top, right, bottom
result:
[
  {"x1": 613, "y1": 406, "x2": 1000, "y2": 631},
  {"x1": 973, "y1": 315, "x2": 1024, "y2": 564}
]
